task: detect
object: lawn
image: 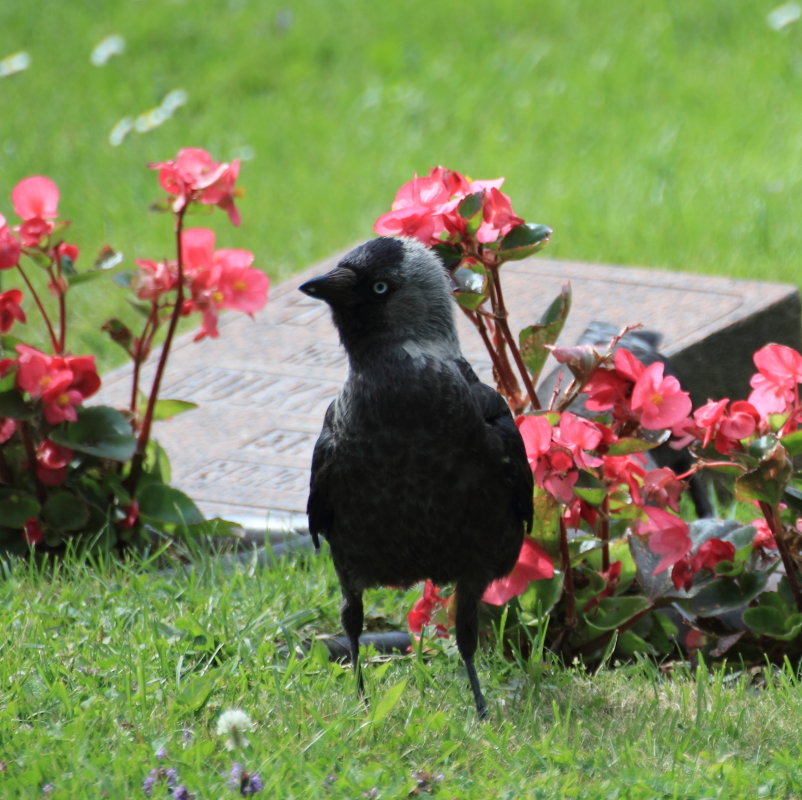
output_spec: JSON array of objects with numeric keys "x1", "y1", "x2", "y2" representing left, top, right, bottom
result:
[
  {"x1": 3, "y1": 1, "x2": 802, "y2": 797},
  {"x1": 3, "y1": 546, "x2": 802, "y2": 799},
  {"x1": 1, "y1": 0, "x2": 801, "y2": 367}
]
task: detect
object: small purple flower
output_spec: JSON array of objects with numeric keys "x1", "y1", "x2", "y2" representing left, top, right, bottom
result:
[
  {"x1": 155, "y1": 747, "x2": 168, "y2": 760},
  {"x1": 242, "y1": 773, "x2": 263, "y2": 795},
  {"x1": 228, "y1": 762, "x2": 263, "y2": 795},
  {"x1": 172, "y1": 785, "x2": 191, "y2": 800},
  {"x1": 165, "y1": 768, "x2": 178, "y2": 790},
  {"x1": 142, "y1": 769, "x2": 158, "y2": 797}
]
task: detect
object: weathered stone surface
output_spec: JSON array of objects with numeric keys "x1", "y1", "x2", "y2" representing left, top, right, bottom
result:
[{"x1": 96, "y1": 252, "x2": 801, "y2": 526}]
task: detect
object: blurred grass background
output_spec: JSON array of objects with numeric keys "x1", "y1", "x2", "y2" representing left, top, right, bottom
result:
[{"x1": 1, "y1": 0, "x2": 801, "y2": 369}]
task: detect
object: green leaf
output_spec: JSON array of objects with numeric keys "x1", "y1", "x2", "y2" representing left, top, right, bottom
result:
[
  {"x1": 101, "y1": 318, "x2": 133, "y2": 351},
  {"x1": 518, "y1": 571, "x2": 564, "y2": 619},
  {"x1": 457, "y1": 191, "x2": 483, "y2": 221},
  {"x1": 0, "y1": 389, "x2": 36, "y2": 420},
  {"x1": 734, "y1": 437, "x2": 791, "y2": 506},
  {"x1": 431, "y1": 242, "x2": 463, "y2": 271},
  {"x1": 370, "y1": 678, "x2": 408, "y2": 723},
  {"x1": 0, "y1": 488, "x2": 40, "y2": 527},
  {"x1": 497, "y1": 223, "x2": 552, "y2": 261},
  {"x1": 518, "y1": 285, "x2": 572, "y2": 386},
  {"x1": 93, "y1": 245, "x2": 124, "y2": 271},
  {"x1": 782, "y1": 485, "x2": 802, "y2": 514},
  {"x1": 137, "y1": 483, "x2": 204, "y2": 526},
  {"x1": 151, "y1": 398, "x2": 199, "y2": 422},
  {"x1": 607, "y1": 433, "x2": 669, "y2": 455},
  {"x1": 572, "y1": 470, "x2": 606, "y2": 506},
  {"x1": 50, "y1": 406, "x2": 136, "y2": 462},
  {"x1": 584, "y1": 595, "x2": 652, "y2": 631},
  {"x1": 452, "y1": 263, "x2": 488, "y2": 311},
  {"x1": 742, "y1": 605, "x2": 802, "y2": 641},
  {"x1": 684, "y1": 571, "x2": 768, "y2": 617},
  {"x1": 42, "y1": 491, "x2": 90, "y2": 531},
  {"x1": 780, "y1": 428, "x2": 802, "y2": 456}
]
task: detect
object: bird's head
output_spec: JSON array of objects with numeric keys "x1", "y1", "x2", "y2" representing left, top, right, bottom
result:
[{"x1": 299, "y1": 237, "x2": 459, "y2": 358}]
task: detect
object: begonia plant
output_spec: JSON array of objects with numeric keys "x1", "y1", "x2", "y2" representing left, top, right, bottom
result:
[
  {"x1": 381, "y1": 167, "x2": 802, "y2": 664},
  {"x1": 0, "y1": 148, "x2": 267, "y2": 553}
]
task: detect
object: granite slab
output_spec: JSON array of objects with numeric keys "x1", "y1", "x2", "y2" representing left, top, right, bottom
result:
[{"x1": 96, "y1": 251, "x2": 801, "y2": 529}]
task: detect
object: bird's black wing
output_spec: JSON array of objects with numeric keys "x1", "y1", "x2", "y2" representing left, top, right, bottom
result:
[
  {"x1": 307, "y1": 401, "x2": 337, "y2": 550},
  {"x1": 455, "y1": 358, "x2": 534, "y2": 533}
]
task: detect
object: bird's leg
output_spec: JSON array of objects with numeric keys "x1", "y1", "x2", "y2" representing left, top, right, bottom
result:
[
  {"x1": 455, "y1": 586, "x2": 488, "y2": 720},
  {"x1": 340, "y1": 588, "x2": 366, "y2": 700}
]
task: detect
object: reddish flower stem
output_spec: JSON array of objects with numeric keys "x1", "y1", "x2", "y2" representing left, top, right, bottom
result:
[
  {"x1": 559, "y1": 515, "x2": 577, "y2": 629},
  {"x1": 599, "y1": 495, "x2": 610, "y2": 572},
  {"x1": 489, "y1": 264, "x2": 541, "y2": 411},
  {"x1": 460, "y1": 306, "x2": 522, "y2": 410},
  {"x1": 16, "y1": 262, "x2": 60, "y2": 354},
  {"x1": 759, "y1": 500, "x2": 802, "y2": 613},
  {"x1": 126, "y1": 205, "x2": 188, "y2": 493},
  {"x1": 129, "y1": 304, "x2": 160, "y2": 416},
  {"x1": 19, "y1": 421, "x2": 45, "y2": 503}
]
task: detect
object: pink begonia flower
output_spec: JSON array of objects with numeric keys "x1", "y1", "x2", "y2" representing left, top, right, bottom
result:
[
  {"x1": 554, "y1": 411, "x2": 603, "y2": 471},
  {"x1": 0, "y1": 216, "x2": 22, "y2": 269},
  {"x1": 475, "y1": 186, "x2": 523, "y2": 243},
  {"x1": 178, "y1": 229, "x2": 267, "y2": 341},
  {"x1": 747, "y1": 343, "x2": 802, "y2": 416},
  {"x1": 583, "y1": 349, "x2": 646, "y2": 415},
  {"x1": 603, "y1": 453, "x2": 647, "y2": 497},
  {"x1": 373, "y1": 205, "x2": 438, "y2": 243},
  {"x1": 516, "y1": 414, "x2": 553, "y2": 468},
  {"x1": 482, "y1": 536, "x2": 554, "y2": 606},
  {"x1": 150, "y1": 148, "x2": 241, "y2": 225},
  {"x1": 517, "y1": 414, "x2": 575, "y2": 502},
  {"x1": 23, "y1": 518, "x2": 44, "y2": 546},
  {"x1": 613, "y1": 348, "x2": 646, "y2": 382},
  {"x1": 15, "y1": 345, "x2": 100, "y2": 424},
  {"x1": 57, "y1": 354, "x2": 101, "y2": 399},
  {"x1": 670, "y1": 538, "x2": 736, "y2": 591},
  {"x1": 0, "y1": 417, "x2": 16, "y2": 444},
  {"x1": 36, "y1": 439, "x2": 73, "y2": 486},
  {"x1": 18, "y1": 217, "x2": 53, "y2": 247},
  {"x1": 638, "y1": 467, "x2": 684, "y2": 512},
  {"x1": 0, "y1": 288, "x2": 25, "y2": 333},
  {"x1": 407, "y1": 579, "x2": 449, "y2": 637},
  {"x1": 635, "y1": 505, "x2": 692, "y2": 574},
  {"x1": 215, "y1": 249, "x2": 269, "y2": 314},
  {"x1": 751, "y1": 517, "x2": 777, "y2": 549},
  {"x1": 373, "y1": 166, "x2": 523, "y2": 246},
  {"x1": 11, "y1": 176, "x2": 59, "y2": 221},
  {"x1": 181, "y1": 227, "x2": 216, "y2": 273},
  {"x1": 630, "y1": 361, "x2": 692, "y2": 430},
  {"x1": 132, "y1": 259, "x2": 177, "y2": 300}
]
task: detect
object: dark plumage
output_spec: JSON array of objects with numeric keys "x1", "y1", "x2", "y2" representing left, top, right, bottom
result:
[{"x1": 299, "y1": 237, "x2": 534, "y2": 718}]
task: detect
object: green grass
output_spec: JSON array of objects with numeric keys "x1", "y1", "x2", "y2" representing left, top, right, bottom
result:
[
  {"x1": 4, "y1": 3, "x2": 802, "y2": 796},
  {"x1": 2, "y1": 545, "x2": 802, "y2": 798},
  {"x1": 2, "y1": 0, "x2": 802, "y2": 368}
]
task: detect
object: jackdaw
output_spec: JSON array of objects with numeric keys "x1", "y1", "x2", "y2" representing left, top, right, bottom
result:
[{"x1": 299, "y1": 236, "x2": 534, "y2": 718}]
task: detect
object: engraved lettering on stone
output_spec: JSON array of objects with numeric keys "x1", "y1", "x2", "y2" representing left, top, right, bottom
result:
[
  {"x1": 163, "y1": 367, "x2": 339, "y2": 413},
  {"x1": 242, "y1": 428, "x2": 315, "y2": 458},
  {"x1": 272, "y1": 293, "x2": 329, "y2": 326},
  {"x1": 283, "y1": 342, "x2": 347, "y2": 369},
  {"x1": 185, "y1": 460, "x2": 308, "y2": 493}
]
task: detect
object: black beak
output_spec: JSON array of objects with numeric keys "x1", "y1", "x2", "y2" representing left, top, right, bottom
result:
[{"x1": 299, "y1": 266, "x2": 357, "y2": 305}]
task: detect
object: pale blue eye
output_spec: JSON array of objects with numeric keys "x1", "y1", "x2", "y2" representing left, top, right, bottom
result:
[{"x1": 373, "y1": 281, "x2": 389, "y2": 295}]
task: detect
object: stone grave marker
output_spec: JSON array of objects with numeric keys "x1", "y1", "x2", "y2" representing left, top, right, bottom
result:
[{"x1": 96, "y1": 252, "x2": 801, "y2": 534}]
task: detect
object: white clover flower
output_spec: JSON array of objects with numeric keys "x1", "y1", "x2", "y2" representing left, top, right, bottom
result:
[{"x1": 216, "y1": 708, "x2": 254, "y2": 750}]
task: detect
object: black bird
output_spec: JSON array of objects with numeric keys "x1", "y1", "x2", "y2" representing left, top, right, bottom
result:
[{"x1": 299, "y1": 237, "x2": 534, "y2": 718}]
